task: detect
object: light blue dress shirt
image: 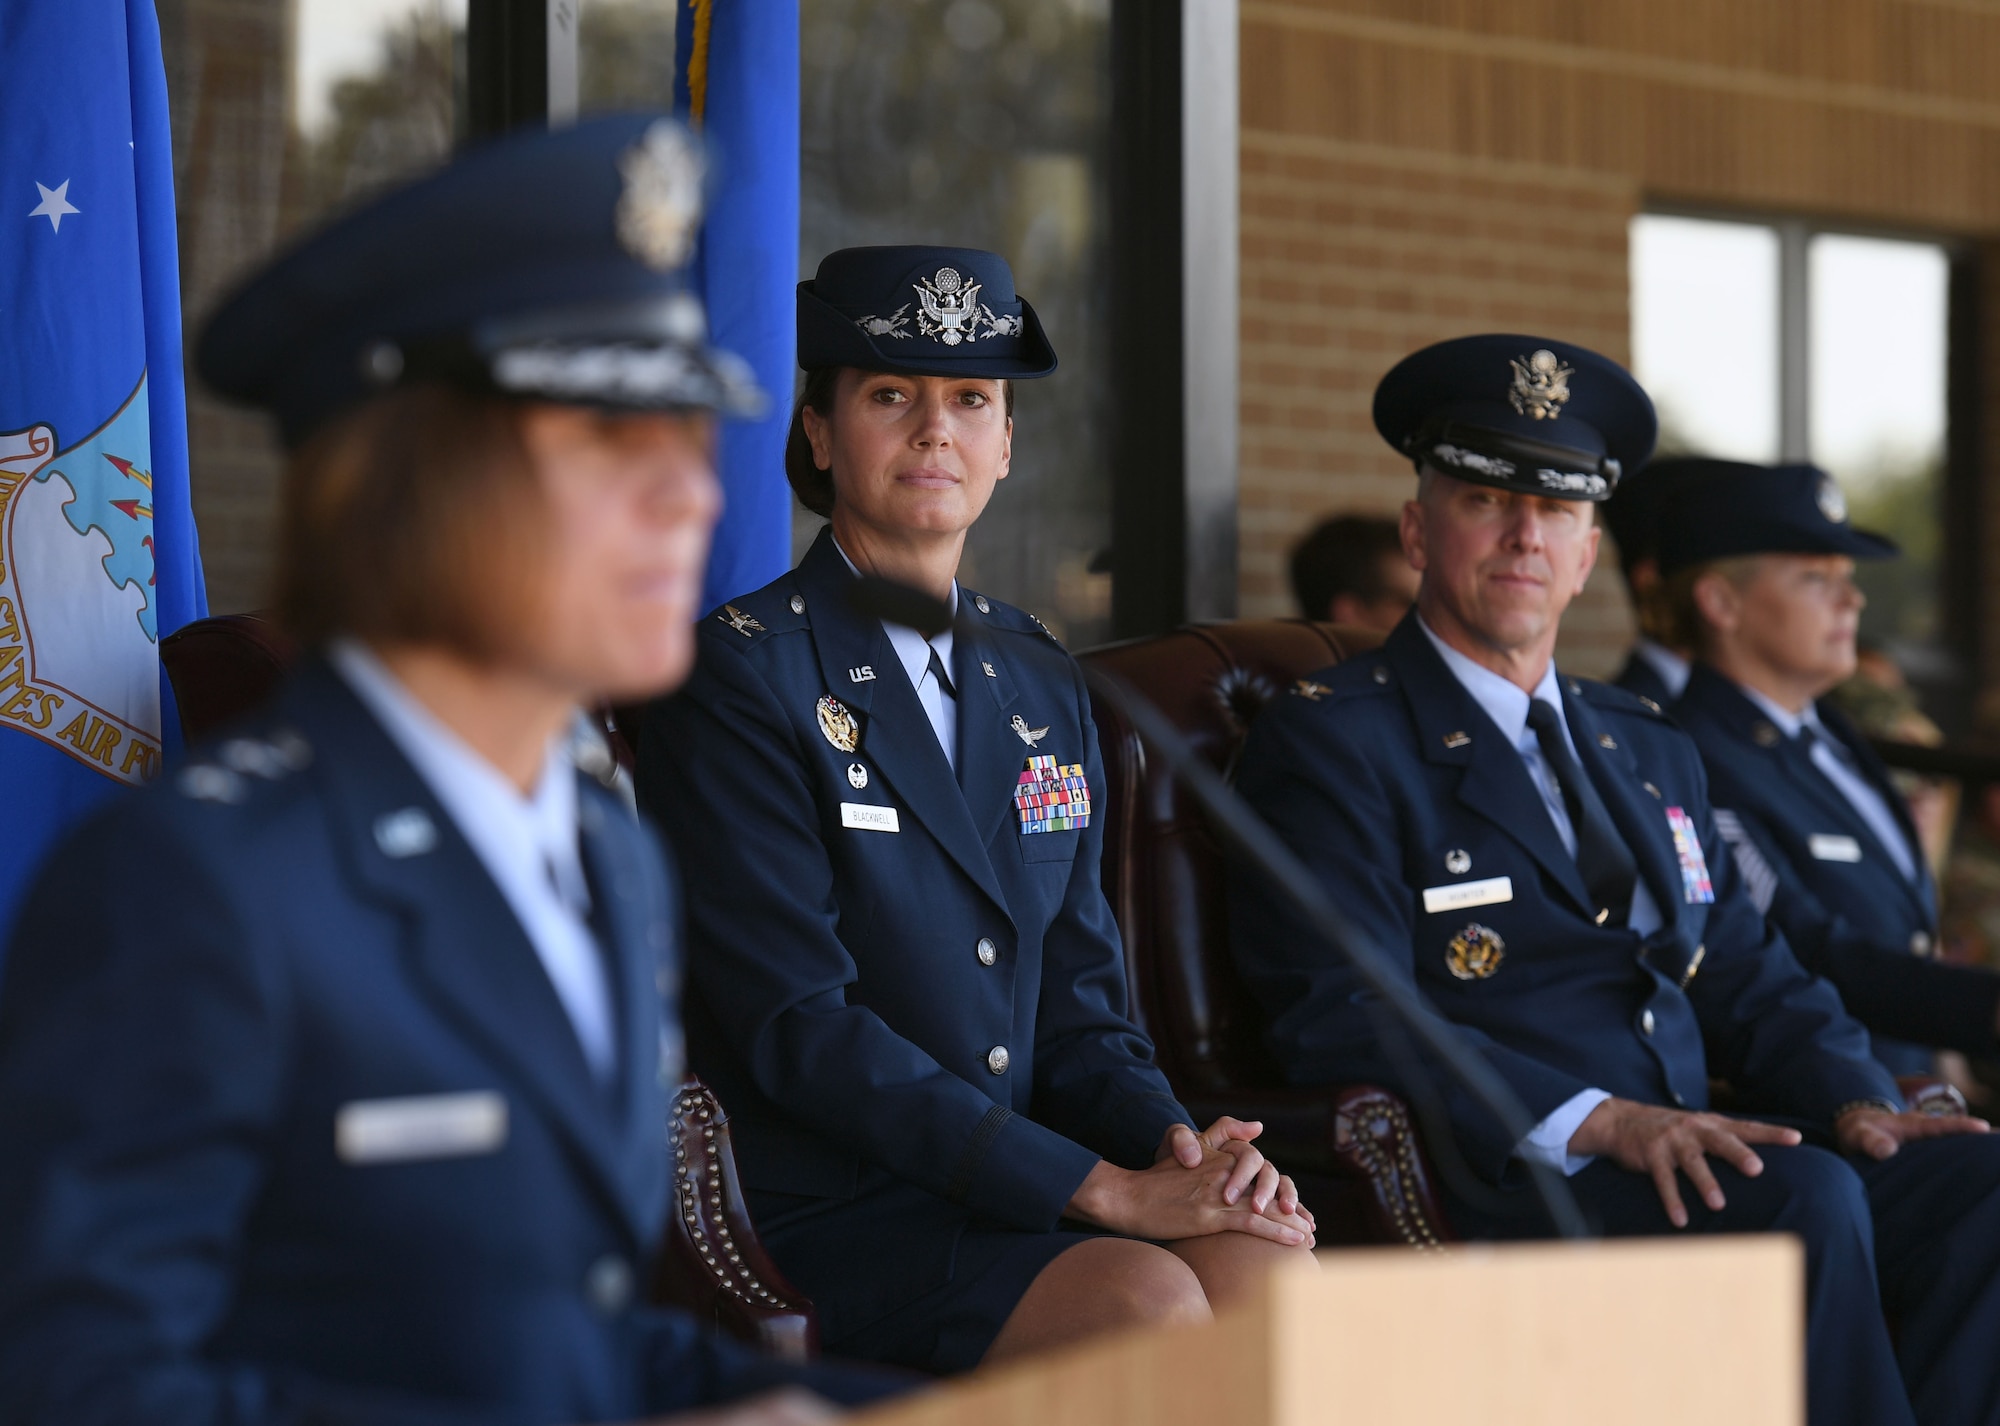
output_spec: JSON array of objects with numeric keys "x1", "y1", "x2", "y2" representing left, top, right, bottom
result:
[
  {"x1": 1737, "y1": 683, "x2": 1919, "y2": 884},
  {"x1": 834, "y1": 538, "x2": 960, "y2": 772},
  {"x1": 331, "y1": 641, "x2": 618, "y2": 1082}
]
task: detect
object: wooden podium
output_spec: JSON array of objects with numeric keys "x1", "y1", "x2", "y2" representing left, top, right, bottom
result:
[{"x1": 856, "y1": 1237, "x2": 1803, "y2": 1426}]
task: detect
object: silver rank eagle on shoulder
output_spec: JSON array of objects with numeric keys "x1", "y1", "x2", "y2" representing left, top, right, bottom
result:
[{"x1": 719, "y1": 604, "x2": 765, "y2": 637}]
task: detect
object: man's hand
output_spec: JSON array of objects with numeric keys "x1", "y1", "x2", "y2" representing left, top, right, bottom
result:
[
  {"x1": 1569, "y1": 1097, "x2": 1803, "y2": 1229},
  {"x1": 1836, "y1": 1104, "x2": 1990, "y2": 1160},
  {"x1": 1069, "y1": 1121, "x2": 1315, "y2": 1247}
]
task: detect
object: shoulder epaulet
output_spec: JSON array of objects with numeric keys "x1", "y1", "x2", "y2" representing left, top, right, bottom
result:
[
  {"x1": 1574, "y1": 676, "x2": 1670, "y2": 720},
  {"x1": 705, "y1": 582, "x2": 808, "y2": 646},
  {"x1": 966, "y1": 591, "x2": 1064, "y2": 647},
  {"x1": 1288, "y1": 653, "x2": 1394, "y2": 704},
  {"x1": 176, "y1": 726, "x2": 315, "y2": 805}
]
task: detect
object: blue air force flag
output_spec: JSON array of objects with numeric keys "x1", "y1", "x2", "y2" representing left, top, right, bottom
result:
[
  {"x1": 0, "y1": 0, "x2": 207, "y2": 933},
  {"x1": 676, "y1": 0, "x2": 800, "y2": 611}
]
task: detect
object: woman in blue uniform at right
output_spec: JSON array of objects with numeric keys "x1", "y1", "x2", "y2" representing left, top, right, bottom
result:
[{"x1": 638, "y1": 245, "x2": 1316, "y2": 1376}]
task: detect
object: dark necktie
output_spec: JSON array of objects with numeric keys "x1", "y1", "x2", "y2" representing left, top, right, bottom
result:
[
  {"x1": 1525, "y1": 699, "x2": 1638, "y2": 926},
  {"x1": 926, "y1": 645, "x2": 958, "y2": 699}
]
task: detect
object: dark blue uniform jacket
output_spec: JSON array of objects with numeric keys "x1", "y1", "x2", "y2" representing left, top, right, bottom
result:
[
  {"x1": 1675, "y1": 662, "x2": 2000, "y2": 1070},
  {"x1": 1228, "y1": 618, "x2": 1897, "y2": 1184},
  {"x1": 0, "y1": 661, "x2": 897, "y2": 1426},
  {"x1": 638, "y1": 531, "x2": 1189, "y2": 1321}
]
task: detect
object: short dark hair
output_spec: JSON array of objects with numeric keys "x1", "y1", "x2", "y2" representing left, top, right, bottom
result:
[
  {"x1": 783, "y1": 367, "x2": 1016, "y2": 518},
  {"x1": 276, "y1": 384, "x2": 543, "y2": 654},
  {"x1": 1288, "y1": 513, "x2": 1406, "y2": 619}
]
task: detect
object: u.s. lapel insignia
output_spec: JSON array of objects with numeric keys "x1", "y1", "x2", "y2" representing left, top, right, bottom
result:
[
  {"x1": 1446, "y1": 923, "x2": 1506, "y2": 981},
  {"x1": 1665, "y1": 805, "x2": 1716, "y2": 904},
  {"x1": 720, "y1": 604, "x2": 765, "y2": 637},
  {"x1": 1507, "y1": 348, "x2": 1573, "y2": 421},
  {"x1": 1015, "y1": 755, "x2": 1091, "y2": 833},
  {"x1": 1010, "y1": 714, "x2": 1049, "y2": 748},
  {"x1": 849, "y1": 665, "x2": 876, "y2": 683},
  {"x1": 817, "y1": 695, "x2": 860, "y2": 753},
  {"x1": 1293, "y1": 679, "x2": 1332, "y2": 702}
]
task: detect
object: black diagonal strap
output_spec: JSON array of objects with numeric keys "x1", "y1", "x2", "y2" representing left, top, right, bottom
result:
[
  {"x1": 925, "y1": 645, "x2": 958, "y2": 700},
  {"x1": 1525, "y1": 699, "x2": 1638, "y2": 926}
]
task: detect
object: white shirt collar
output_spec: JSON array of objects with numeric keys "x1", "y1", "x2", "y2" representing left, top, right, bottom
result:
[
  {"x1": 329, "y1": 640, "x2": 586, "y2": 907},
  {"x1": 832, "y1": 535, "x2": 959, "y2": 689},
  {"x1": 1417, "y1": 614, "x2": 1567, "y2": 752},
  {"x1": 1736, "y1": 681, "x2": 1812, "y2": 740}
]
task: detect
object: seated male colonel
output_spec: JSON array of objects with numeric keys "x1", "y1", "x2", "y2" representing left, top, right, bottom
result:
[{"x1": 1226, "y1": 333, "x2": 2000, "y2": 1426}]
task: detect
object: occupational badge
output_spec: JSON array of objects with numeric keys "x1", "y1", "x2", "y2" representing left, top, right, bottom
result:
[
  {"x1": 1445, "y1": 923, "x2": 1506, "y2": 981},
  {"x1": 1664, "y1": 806, "x2": 1716, "y2": 904},
  {"x1": 1507, "y1": 348, "x2": 1574, "y2": 421},
  {"x1": 1010, "y1": 714, "x2": 1050, "y2": 748},
  {"x1": 615, "y1": 120, "x2": 704, "y2": 272},
  {"x1": 1444, "y1": 848, "x2": 1472, "y2": 875},
  {"x1": 1816, "y1": 475, "x2": 1848, "y2": 524},
  {"x1": 817, "y1": 695, "x2": 860, "y2": 754},
  {"x1": 846, "y1": 762, "x2": 868, "y2": 789},
  {"x1": 1015, "y1": 754, "x2": 1091, "y2": 833},
  {"x1": 719, "y1": 604, "x2": 765, "y2": 637}
]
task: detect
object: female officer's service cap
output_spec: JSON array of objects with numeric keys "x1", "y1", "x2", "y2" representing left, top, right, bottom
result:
[
  {"x1": 1373, "y1": 334, "x2": 1657, "y2": 501},
  {"x1": 796, "y1": 246, "x2": 1057, "y2": 379},
  {"x1": 1653, "y1": 458, "x2": 1897, "y2": 575},
  {"x1": 197, "y1": 113, "x2": 762, "y2": 447}
]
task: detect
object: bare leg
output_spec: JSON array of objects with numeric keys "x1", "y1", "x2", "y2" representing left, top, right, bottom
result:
[
  {"x1": 1164, "y1": 1233, "x2": 1317, "y2": 1311},
  {"x1": 981, "y1": 1237, "x2": 1210, "y2": 1366}
]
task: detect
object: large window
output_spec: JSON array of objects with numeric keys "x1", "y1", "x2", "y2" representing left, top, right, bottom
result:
[
  {"x1": 799, "y1": 0, "x2": 1115, "y2": 646},
  {"x1": 1631, "y1": 213, "x2": 1956, "y2": 692}
]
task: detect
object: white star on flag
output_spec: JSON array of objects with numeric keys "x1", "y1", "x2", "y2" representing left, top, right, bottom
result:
[{"x1": 30, "y1": 180, "x2": 79, "y2": 233}]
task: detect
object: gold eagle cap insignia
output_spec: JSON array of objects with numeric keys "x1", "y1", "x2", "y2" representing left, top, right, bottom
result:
[
  {"x1": 720, "y1": 604, "x2": 766, "y2": 637},
  {"x1": 1446, "y1": 923, "x2": 1506, "y2": 981},
  {"x1": 817, "y1": 696, "x2": 860, "y2": 753},
  {"x1": 1507, "y1": 348, "x2": 1574, "y2": 421},
  {"x1": 1010, "y1": 714, "x2": 1050, "y2": 748}
]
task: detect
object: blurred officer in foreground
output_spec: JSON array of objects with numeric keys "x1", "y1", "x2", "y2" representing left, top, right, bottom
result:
[
  {"x1": 0, "y1": 116, "x2": 904, "y2": 1426},
  {"x1": 1656, "y1": 460, "x2": 2000, "y2": 1074},
  {"x1": 1288, "y1": 512, "x2": 1419, "y2": 631},
  {"x1": 638, "y1": 245, "x2": 1314, "y2": 1376},
  {"x1": 1601, "y1": 456, "x2": 1704, "y2": 705},
  {"x1": 1228, "y1": 335, "x2": 2000, "y2": 1426}
]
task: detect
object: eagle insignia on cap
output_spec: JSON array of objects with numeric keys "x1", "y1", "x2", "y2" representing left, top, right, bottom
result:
[
  {"x1": 616, "y1": 121, "x2": 704, "y2": 272},
  {"x1": 915, "y1": 268, "x2": 983, "y2": 345},
  {"x1": 1816, "y1": 475, "x2": 1849, "y2": 524},
  {"x1": 1508, "y1": 349, "x2": 1574, "y2": 421}
]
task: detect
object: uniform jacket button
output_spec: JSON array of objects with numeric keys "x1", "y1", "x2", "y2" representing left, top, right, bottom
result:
[
  {"x1": 986, "y1": 1045, "x2": 1010, "y2": 1075},
  {"x1": 585, "y1": 1255, "x2": 633, "y2": 1316},
  {"x1": 976, "y1": 937, "x2": 998, "y2": 966},
  {"x1": 1911, "y1": 931, "x2": 1934, "y2": 957},
  {"x1": 1640, "y1": 1009, "x2": 1656, "y2": 1037}
]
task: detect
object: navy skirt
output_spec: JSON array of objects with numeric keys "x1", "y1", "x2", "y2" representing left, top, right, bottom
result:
[{"x1": 749, "y1": 1175, "x2": 1109, "y2": 1374}]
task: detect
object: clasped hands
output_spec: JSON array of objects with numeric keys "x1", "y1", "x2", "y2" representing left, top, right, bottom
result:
[
  {"x1": 1571, "y1": 1095, "x2": 1992, "y2": 1229},
  {"x1": 1065, "y1": 1116, "x2": 1317, "y2": 1248}
]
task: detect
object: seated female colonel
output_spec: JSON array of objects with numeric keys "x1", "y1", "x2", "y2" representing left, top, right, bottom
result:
[
  {"x1": 637, "y1": 245, "x2": 1316, "y2": 1376},
  {"x1": 0, "y1": 117, "x2": 902, "y2": 1426}
]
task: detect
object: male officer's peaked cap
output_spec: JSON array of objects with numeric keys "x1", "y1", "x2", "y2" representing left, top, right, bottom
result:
[
  {"x1": 797, "y1": 245, "x2": 1057, "y2": 379},
  {"x1": 1373, "y1": 334, "x2": 1656, "y2": 502},
  {"x1": 1654, "y1": 458, "x2": 1897, "y2": 575},
  {"x1": 198, "y1": 113, "x2": 762, "y2": 447}
]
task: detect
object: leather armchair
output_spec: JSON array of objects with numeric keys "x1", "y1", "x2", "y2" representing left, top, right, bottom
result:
[
  {"x1": 1077, "y1": 619, "x2": 1454, "y2": 1246},
  {"x1": 157, "y1": 615, "x2": 818, "y2": 1348}
]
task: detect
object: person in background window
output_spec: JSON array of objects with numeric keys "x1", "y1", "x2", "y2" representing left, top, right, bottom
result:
[
  {"x1": 1657, "y1": 458, "x2": 2000, "y2": 1077},
  {"x1": 0, "y1": 117, "x2": 905, "y2": 1426},
  {"x1": 1288, "y1": 512, "x2": 1420, "y2": 631},
  {"x1": 638, "y1": 244, "x2": 1315, "y2": 1379},
  {"x1": 1601, "y1": 456, "x2": 1704, "y2": 707}
]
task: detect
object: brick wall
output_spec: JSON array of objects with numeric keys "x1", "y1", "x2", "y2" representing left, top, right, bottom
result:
[
  {"x1": 1237, "y1": 0, "x2": 2000, "y2": 681},
  {"x1": 1238, "y1": 134, "x2": 1639, "y2": 671}
]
